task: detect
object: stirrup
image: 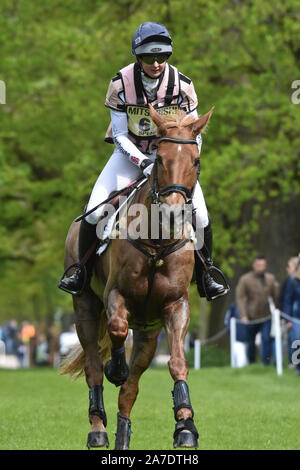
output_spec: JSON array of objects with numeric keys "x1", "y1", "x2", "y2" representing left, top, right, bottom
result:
[
  {"x1": 57, "y1": 262, "x2": 87, "y2": 296},
  {"x1": 202, "y1": 266, "x2": 230, "y2": 301}
]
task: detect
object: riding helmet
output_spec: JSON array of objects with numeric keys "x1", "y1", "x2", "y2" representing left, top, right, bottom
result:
[{"x1": 132, "y1": 22, "x2": 173, "y2": 56}]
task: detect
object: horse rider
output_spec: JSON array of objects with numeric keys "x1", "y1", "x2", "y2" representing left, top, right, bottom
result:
[{"x1": 58, "y1": 22, "x2": 227, "y2": 301}]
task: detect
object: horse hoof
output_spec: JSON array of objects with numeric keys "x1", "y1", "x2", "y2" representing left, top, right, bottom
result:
[
  {"x1": 87, "y1": 431, "x2": 109, "y2": 449},
  {"x1": 173, "y1": 418, "x2": 199, "y2": 449},
  {"x1": 114, "y1": 413, "x2": 131, "y2": 450},
  {"x1": 173, "y1": 430, "x2": 198, "y2": 448},
  {"x1": 104, "y1": 359, "x2": 129, "y2": 387}
]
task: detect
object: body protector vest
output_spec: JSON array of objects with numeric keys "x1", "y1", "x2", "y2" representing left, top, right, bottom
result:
[{"x1": 105, "y1": 62, "x2": 198, "y2": 155}]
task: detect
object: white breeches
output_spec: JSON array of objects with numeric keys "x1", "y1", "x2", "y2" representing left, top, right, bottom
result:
[
  {"x1": 85, "y1": 149, "x2": 143, "y2": 224},
  {"x1": 85, "y1": 148, "x2": 209, "y2": 231}
]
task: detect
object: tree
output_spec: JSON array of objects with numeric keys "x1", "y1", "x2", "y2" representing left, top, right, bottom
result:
[{"x1": 0, "y1": 0, "x2": 299, "y2": 327}]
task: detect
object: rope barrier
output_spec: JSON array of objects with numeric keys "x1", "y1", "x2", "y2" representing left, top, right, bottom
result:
[
  {"x1": 195, "y1": 312, "x2": 300, "y2": 348},
  {"x1": 201, "y1": 327, "x2": 228, "y2": 345},
  {"x1": 201, "y1": 317, "x2": 273, "y2": 346},
  {"x1": 194, "y1": 313, "x2": 299, "y2": 350},
  {"x1": 235, "y1": 315, "x2": 272, "y2": 325},
  {"x1": 193, "y1": 296, "x2": 300, "y2": 372},
  {"x1": 278, "y1": 310, "x2": 300, "y2": 324},
  {"x1": 195, "y1": 316, "x2": 274, "y2": 347}
]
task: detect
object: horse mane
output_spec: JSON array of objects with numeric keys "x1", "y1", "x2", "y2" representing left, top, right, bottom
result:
[{"x1": 156, "y1": 109, "x2": 199, "y2": 135}]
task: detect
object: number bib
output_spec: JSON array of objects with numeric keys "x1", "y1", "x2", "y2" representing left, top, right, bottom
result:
[{"x1": 127, "y1": 104, "x2": 180, "y2": 139}]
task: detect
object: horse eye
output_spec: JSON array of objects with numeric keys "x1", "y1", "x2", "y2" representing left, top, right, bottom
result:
[{"x1": 193, "y1": 158, "x2": 200, "y2": 167}]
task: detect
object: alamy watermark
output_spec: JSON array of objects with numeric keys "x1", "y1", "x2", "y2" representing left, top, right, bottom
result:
[
  {"x1": 95, "y1": 198, "x2": 205, "y2": 251},
  {"x1": 291, "y1": 80, "x2": 300, "y2": 104},
  {"x1": 0, "y1": 81, "x2": 6, "y2": 104},
  {"x1": 292, "y1": 340, "x2": 300, "y2": 365}
]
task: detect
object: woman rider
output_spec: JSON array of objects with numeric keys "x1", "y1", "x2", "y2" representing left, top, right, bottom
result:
[{"x1": 58, "y1": 22, "x2": 227, "y2": 300}]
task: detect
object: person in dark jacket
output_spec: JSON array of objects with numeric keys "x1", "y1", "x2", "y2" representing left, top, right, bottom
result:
[
  {"x1": 278, "y1": 256, "x2": 298, "y2": 366},
  {"x1": 282, "y1": 262, "x2": 300, "y2": 376},
  {"x1": 236, "y1": 255, "x2": 279, "y2": 365}
]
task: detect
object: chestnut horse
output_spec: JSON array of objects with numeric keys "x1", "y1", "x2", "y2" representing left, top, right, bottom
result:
[{"x1": 60, "y1": 104, "x2": 214, "y2": 450}]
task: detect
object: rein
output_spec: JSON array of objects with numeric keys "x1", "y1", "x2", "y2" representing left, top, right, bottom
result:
[{"x1": 127, "y1": 135, "x2": 200, "y2": 305}]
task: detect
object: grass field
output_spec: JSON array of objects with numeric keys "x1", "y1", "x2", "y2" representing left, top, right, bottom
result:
[{"x1": 0, "y1": 364, "x2": 300, "y2": 450}]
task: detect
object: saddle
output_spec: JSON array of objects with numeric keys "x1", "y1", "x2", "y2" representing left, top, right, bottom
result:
[
  {"x1": 96, "y1": 178, "x2": 146, "y2": 257},
  {"x1": 58, "y1": 178, "x2": 147, "y2": 294},
  {"x1": 95, "y1": 178, "x2": 151, "y2": 283}
]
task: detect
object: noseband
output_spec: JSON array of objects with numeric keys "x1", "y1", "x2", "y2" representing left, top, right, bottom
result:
[{"x1": 149, "y1": 136, "x2": 200, "y2": 205}]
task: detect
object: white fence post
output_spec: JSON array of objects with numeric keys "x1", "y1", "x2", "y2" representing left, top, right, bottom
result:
[
  {"x1": 268, "y1": 297, "x2": 283, "y2": 376},
  {"x1": 194, "y1": 339, "x2": 201, "y2": 370},
  {"x1": 273, "y1": 308, "x2": 283, "y2": 376},
  {"x1": 0, "y1": 340, "x2": 6, "y2": 355},
  {"x1": 230, "y1": 317, "x2": 237, "y2": 368}
]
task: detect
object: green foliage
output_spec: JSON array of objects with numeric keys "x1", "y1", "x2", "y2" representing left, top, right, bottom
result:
[{"x1": 0, "y1": 0, "x2": 299, "y2": 320}]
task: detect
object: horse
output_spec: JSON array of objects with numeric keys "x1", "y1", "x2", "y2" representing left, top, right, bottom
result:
[{"x1": 60, "y1": 104, "x2": 214, "y2": 450}]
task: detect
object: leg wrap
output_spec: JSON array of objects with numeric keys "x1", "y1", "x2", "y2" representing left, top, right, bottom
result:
[
  {"x1": 89, "y1": 385, "x2": 107, "y2": 427},
  {"x1": 104, "y1": 346, "x2": 129, "y2": 387},
  {"x1": 114, "y1": 413, "x2": 132, "y2": 450},
  {"x1": 172, "y1": 380, "x2": 194, "y2": 421}
]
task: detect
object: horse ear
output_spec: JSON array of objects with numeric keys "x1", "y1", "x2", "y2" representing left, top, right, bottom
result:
[
  {"x1": 149, "y1": 104, "x2": 165, "y2": 131},
  {"x1": 190, "y1": 106, "x2": 214, "y2": 136}
]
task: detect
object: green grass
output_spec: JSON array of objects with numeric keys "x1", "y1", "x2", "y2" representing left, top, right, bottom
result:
[{"x1": 0, "y1": 364, "x2": 300, "y2": 450}]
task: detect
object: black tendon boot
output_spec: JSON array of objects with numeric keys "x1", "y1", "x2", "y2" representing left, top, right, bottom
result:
[
  {"x1": 114, "y1": 413, "x2": 132, "y2": 450},
  {"x1": 194, "y1": 221, "x2": 229, "y2": 301},
  {"x1": 87, "y1": 385, "x2": 109, "y2": 449},
  {"x1": 104, "y1": 346, "x2": 129, "y2": 387},
  {"x1": 58, "y1": 219, "x2": 97, "y2": 295}
]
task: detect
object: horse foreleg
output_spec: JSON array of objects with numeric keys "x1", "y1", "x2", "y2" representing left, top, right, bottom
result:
[
  {"x1": 115, "y1": 328, "x2": 161, "y2": 450},
  {"x1": 104, "y1": 288, "x2": 130, "y2": 387},
  {"x1": 163, "y1": 297, "x2": 199, "y2": 448},
  {"x1": 73, "y1": 293, "x2": 109, "y2": 449}
]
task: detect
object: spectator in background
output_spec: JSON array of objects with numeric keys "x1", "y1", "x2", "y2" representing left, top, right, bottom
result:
[
  {"x1": 34, "y1": 334, "x2": 50, "y2": 366},
  {"x1": 282, "y1": 259, "x2": 300, "y2": 376},
  {"x1": 224, "y1": 303, "x2": 249, "y2": 367},
  {"x1": 278, "y1": 256, "x2": 298, "y2": 367},
  {"x1": 278, "y1": 257, "x2": 298, "y2": 310},
  {"x1": 4, "y1": 320, "x2": 19, "y2": 355},
  {"x1": 21, "y1": 321, "x2": 36, "y2": 344},
  {"x1": 20, "y1": 321, "x2": 36, "y2": 367},
  {"x1": 236, "y1": 254, "x2": 279, "y2": 365}
]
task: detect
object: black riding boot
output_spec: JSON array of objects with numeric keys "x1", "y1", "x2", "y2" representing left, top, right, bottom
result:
[
  {"x1": 195, "y1": 221, "x2": 228, "y2": 301},
  {"x1": 58, "y1": 219, "x2": 97, "y2": 295}
]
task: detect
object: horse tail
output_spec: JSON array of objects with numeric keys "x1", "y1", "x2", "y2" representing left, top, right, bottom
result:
[
  {"x1": 59, "y1": 311, "x2": 112, "y2": 380},
  {"x1": 59, "y1": 343, "x2": 85, "y2": 380}
]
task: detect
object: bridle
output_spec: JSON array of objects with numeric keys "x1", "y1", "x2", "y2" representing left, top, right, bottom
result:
[
  {"x1": 126, "y1": 135, "x2": 201, "y2": 307},
  {"x1": 148, "y1": 136, "x2": 201, "y2": 206}
]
